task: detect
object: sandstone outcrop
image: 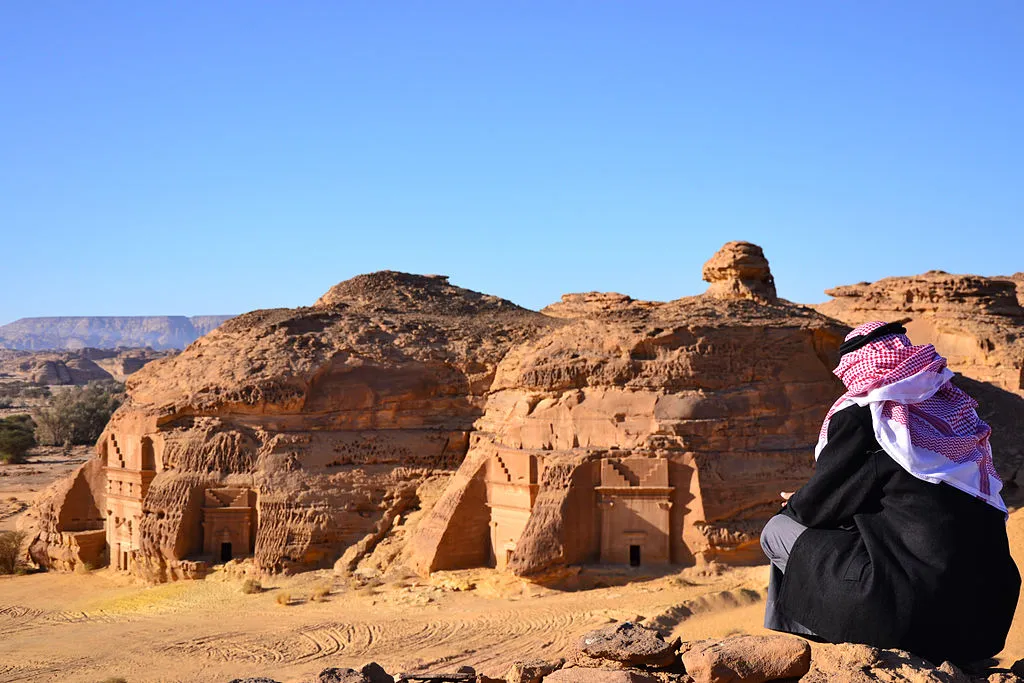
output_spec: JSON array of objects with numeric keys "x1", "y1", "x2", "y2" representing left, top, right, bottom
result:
[
  {"x1": 680, "y1": 635, "x2": 811, "y2": 683},
  {"x1": 577, "y1": 622, "x2": 680, "y2": 668},
  {"x1": 701, "y1": 242, "x2": 777, "y2": 302},
  {"x1": 0, "y1": 315, "x2": 233, "y2": 351},
  {"x1": 32, "y1": 245, "x2": 849, "y2": 580},
  {"x1": 815, "y1": 271, "x2": 1024, "y2": 395},
  {"x1": 31, "y1": 272, "x2": 554, "y2": 579},
  {"x1": 411, "y1": 244, "x2": 845, "y2": 576},
  {"x1": 38, "y1": 240, "x2": 1024, "y2": 582}
]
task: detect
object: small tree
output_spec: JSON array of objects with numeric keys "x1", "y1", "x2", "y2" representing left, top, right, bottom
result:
[
  {"x1": 0, "y1": 415, "x2": 36, "y2": 464},
  {"x1": 0, "y1": 530, "x2": 27, "y2": 574},
  {"x1": 34, "y1": 381, "x2": 124, "y2": 447}
]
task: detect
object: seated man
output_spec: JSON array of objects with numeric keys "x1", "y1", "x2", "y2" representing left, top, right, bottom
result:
[{"x1": 761, "y1": 321, "x2": 1020, "y2": 664}]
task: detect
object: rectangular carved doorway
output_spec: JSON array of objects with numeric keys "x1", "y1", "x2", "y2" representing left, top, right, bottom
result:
[{"x1": 629, "y1": 545, "x2": 641, "y2": 567}]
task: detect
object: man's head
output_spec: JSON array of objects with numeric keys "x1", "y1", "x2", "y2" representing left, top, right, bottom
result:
[{"x1": 833, "y1": 321, "x2": 944, "y2": 395}]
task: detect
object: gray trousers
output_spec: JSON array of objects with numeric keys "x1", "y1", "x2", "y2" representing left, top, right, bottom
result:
[{"x1": 761, "y1": 514, "x2": 817, "y2": 636}]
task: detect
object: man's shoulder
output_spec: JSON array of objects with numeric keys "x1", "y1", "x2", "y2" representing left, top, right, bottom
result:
[{"x1": 828, "y1": 402, "x2": 874, "y2": 433}]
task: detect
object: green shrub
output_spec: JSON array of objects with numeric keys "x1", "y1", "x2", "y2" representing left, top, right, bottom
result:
[
  {"x1": 0, "y1": 530, "x2": 27, "y2": 574},
  {"x1": 33, "y1": 381, "x2": 124, "y2": 446},
  {"x1": 0, "y1": 415, "x2": 36, "y2": 464},
  {"x1": 241, "y1": 578, "x2": 263, "y2": 594}
]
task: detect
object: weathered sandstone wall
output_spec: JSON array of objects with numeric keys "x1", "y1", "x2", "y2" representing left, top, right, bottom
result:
[
  {"x1": 30, "y1": 273, "x2": 553, "y2": 579},
  {"x1": 816, "y1": 271, "x2": 1024, "y2": 395},
  {"x1": 411, "y1": 242, "x2": 847, "y2": 577}
]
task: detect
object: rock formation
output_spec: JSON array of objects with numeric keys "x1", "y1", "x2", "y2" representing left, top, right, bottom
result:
[
  {"x1": 29, "y1": 245, "x2": 848, "y2": 580},
  {"x1": 0, "y1": 315, "x2": 234, "y2": 351},
  {"x1": 0, "y1": 347, "x2": 172, "y2": 385},
  {"x1": 228, "y1": 622, "x2": 1019, "y2": 683},
  {"x1": 30, "y1": 272, "x2": 554, "y2": 579},
  {"x1": 816, "y1": 271, "x2": 1024, "y2": 395},
  {"x1": 701, "y1": 241, "x2": 777, "y2": 302},
  {"x1": 411, "y1": 245, "x2": 845, "y2": 576}
]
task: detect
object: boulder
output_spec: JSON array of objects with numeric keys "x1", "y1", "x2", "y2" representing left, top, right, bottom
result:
[
  {"x1": 504, "y1": 658, "x2": 564, "y2": 683},
  {"x1": 361, "y1": 662, "x2": 396, "y2": 683},
  {"x1": 679, "y1": 635, "x2": 810, "y2": 683},
  {"x1": 577, "y1": 622, "x2": 679, "y2": 668},
  {"x1": 799, "y1": 643, "x2": 977, "y2": 683},
  {"x1": 319, "y1": 668, "x2": 370, "y2": 683},
  {"x1": 701, "y1": 241, "x2": 777, "y2": 302}
]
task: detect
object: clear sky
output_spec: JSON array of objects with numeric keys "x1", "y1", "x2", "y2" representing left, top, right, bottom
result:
[{"x1": 2, "y1": 2, "x2": 1022, "y2": 323}]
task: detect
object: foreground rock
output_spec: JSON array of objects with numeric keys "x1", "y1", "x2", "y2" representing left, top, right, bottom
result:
[
  {"x1": 504, "y1": 659, "x2": 564, "y2": 683},
  {"x1": 229, "y1": 624, "x2": 1023, "y2": 683},
  {"x1": 680, "y1": 635, "x2": 810, "y2": 683},
  {"x1": 577, "y1": 622, "x2": 679, "y2": 668}
]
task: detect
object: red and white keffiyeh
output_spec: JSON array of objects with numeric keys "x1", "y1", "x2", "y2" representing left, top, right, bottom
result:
[{"x1": 815, "y1": 321, "x2": 1006, "y2": 514}]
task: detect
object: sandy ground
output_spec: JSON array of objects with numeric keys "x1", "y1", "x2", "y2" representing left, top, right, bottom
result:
[
  {"x1": 0, "y1": 562, "x2": 775, "y2": 683},
  {"x1": 0, "y1": 453, "x2": 1021, "y2": 683}
]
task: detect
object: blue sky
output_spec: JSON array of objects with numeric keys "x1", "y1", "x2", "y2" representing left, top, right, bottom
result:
[{"x1": 2, "y1": 2, "x2": 1022, "y2": 322}]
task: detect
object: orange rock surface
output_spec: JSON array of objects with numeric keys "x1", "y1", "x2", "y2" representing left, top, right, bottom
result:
[
  {"x1": 27, "y1": 244, "x2": 847, "y2": 581},
  {"x1": 816, "y1": 271, "x2": 1024, "y2": 395}
]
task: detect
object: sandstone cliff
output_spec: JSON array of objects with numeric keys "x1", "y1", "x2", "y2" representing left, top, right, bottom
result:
[
  {"x1": 816, "y1": 271, "x2": 1024, "y2": 395},
  {"x1": 0, "y1": 315, "x2": 234, "y2": 351},
  {"x1": 34, "y1": 243, "x2": 1024, "y2": 583},
  {"x1": 31, "y1": 273, "x2": 554, "y2": 579},
  {"x1": 411, "y1": 242, "x2": 846, "y2": 577}
]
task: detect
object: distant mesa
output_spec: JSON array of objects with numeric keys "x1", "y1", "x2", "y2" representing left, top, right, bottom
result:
[{"x1": 0, "y1": 315, "x2": 235, "y2": 351}]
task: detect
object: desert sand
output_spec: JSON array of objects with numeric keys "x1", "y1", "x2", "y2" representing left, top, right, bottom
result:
[{"x1": 1, "y1": 449, "x2": 1021, "y2": 683}]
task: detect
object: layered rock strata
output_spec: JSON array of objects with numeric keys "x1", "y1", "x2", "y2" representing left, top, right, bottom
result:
[
  {"x1": 31, "y1": 273, "x2": 553, "y2": 579},
  {"x1": 32, "y1": 245, "x2": 848, "y2": 580},
  {"x1": 411, "y1": 246, "x2": 845, "y2": 576},
  {"x1": 816, "y1": 271, "x2": 1024, "y2": 395}
]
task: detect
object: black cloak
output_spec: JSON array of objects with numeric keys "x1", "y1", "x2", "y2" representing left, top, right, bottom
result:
[{"x1": 774, "y1": 403, "x2": 1020, "y2": 663}]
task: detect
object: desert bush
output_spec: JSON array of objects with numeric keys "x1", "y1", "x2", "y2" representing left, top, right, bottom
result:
[
  {"x1": 275, "y1": 591, "x2": 293, "y2": 606},
  {"x1": 0, "y1": 530, "x2": 27, "y2": 574},
  {"x1": 310, "y1": 583, "x2": 332, "y2": 602},
  {"x1": 99, "y1": 678, "x2": 128, "y2": 683},
  {"x1": 33, "y1": 381, "x2": 124, "y2": 446},
  {"x1": 241, "y1": 578, "x2": 263, "y2": 594},
  {"x1": 0, "y1": 414, "x2": 36, "y2": 464},
  {"x1": 19, "y1": 385, "x2": 50, "y2": 400},
  {"x1": 74, "y1": 561, "x2": 94, "y2": 575}
]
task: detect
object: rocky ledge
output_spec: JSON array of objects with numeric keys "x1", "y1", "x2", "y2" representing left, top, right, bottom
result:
[{"x1": 227, "y1": 621, "x2": 1024, "y2": 683}]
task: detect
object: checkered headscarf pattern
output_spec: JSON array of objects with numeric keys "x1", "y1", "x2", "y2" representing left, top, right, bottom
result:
[{"x1": 816, "y1": 321, "x2": 1004, "y2": 512}]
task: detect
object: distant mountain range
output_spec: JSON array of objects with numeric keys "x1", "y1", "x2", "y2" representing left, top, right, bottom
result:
[{"x1": 0, "y1": 316, "x2": 235, "y2": 351}]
